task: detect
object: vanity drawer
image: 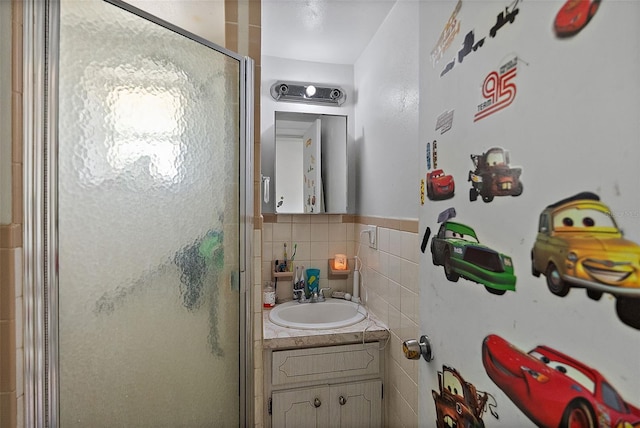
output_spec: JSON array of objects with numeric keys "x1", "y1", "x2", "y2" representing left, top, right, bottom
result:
[{"x1": 271, "y1": 342, "x2": 380, "y2": 386}]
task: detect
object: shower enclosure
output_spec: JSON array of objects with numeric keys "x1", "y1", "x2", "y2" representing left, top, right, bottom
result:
[{"x1": 23, "y1": 0, "x2": 253, "y2": 426}]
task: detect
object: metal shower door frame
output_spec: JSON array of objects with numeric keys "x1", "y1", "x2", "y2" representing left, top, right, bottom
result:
[{"x1": 22, "y1": 1, "x2": 254, "y2": 426}]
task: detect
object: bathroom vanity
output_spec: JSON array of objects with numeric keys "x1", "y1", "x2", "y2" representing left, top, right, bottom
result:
[{"x1": 262, "y1": 309, "x2": 389, "y2": 427}]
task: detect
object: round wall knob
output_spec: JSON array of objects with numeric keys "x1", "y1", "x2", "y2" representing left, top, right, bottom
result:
[
  {"x1": 338, "y1": 396, "x2": 347, "y2": 406},
  {"x1": 402, "y1": 335, "x2": 434, "y2": 362},
  {"x1": 314, "y1": 398, "x2": 321, "y2": 408}
]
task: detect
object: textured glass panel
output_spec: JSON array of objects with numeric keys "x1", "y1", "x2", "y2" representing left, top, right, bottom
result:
[{"x1": 58, "y1": 1, "x2": 240, "y2": 426}]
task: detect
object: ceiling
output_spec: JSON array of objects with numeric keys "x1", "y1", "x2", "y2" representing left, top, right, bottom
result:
[
  {"x1": 261, "y1": 0, "x2": 397, "y2": 65},
  {"x1": 129, "y1": 0, "x2": 396, "y2": 66}
]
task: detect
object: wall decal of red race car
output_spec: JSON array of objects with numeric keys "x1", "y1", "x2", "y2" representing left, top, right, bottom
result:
[
  {"x1": 427, "y1": 169, "x2": 455, "y2": 200},
  {"x1": 554, "y1": 0, "x2": 601, "y2": 37},
  {"x1": 468, "y1": 147, "x2": 523, "y2": 203},
  {"x1": 482, "y1": 334, "x2": 640, "y2": 428}
]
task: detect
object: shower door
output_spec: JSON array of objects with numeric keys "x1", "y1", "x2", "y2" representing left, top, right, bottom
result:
[{"x1": 48, "y1": 0, "x2": 250, "y2": 425}]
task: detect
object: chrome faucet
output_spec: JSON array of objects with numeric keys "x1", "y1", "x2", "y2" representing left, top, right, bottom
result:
[
  {"x1": 302, "y1": 287, "x2": 332, "y2": 303},
  {"x1": 317, "y1": 287, "x2": 331, "y2": 302}
]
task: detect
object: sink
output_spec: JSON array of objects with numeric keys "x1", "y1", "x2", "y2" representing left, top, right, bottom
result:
[{"x1": 268, "y1": 298, "x2": 367, "y2": 330}]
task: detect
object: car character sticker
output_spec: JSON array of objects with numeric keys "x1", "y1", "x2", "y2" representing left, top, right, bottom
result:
[
  {"x1": 482, "y1": 334, "x2": 640, "y2": 427},
  {"x1": 433, "y1": 141, "x2": 438, "y2": 169},
  {"x1": 554, "y1": 0, "x2": 601, "y2": 38},
  {"x1": 490, "y1": 3, "x2": 519, "y2": 38},
  {"x1": 421, "y1": 227, "x2": 431, "y2": 253},
  {"x1": 457, "y1": 30, "x2": 485, "y2": 64},
  {"x1": 474, "y1": 55, "x2": 518, "y2": 122},
  {"x1": 427, "y1": 169, "x2": 455, "y2": 201},
  {"x1": 431, "y1": 0, "x2": 462, "y2": 67},
  {"x1": 432, "y1": 365, "x2": 499, "y2": 428},
  {"x1": 468, "y1": 146, "x2": 523, "y2": 203},
  {"x1": 530, "y1": 192, "x2": 640, "y2": 330},
  {"x1": 421, "y1": 178, "x2": 426, "y2": 205},
  {"x1": 440, "y1": 0, "x2": 521, "y2": 77},
  {"x1": 427, "y1": 142, "x2": 432, "y2": 170},
  {"x1": 435, "y1": 109, "x2": 455, "y2": 134},
  {"x1": 431, "y1": 208, "x2": 516, "y2": 294}
]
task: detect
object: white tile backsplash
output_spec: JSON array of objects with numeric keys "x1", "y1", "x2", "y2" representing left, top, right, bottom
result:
[{"x1": 260, "y1": 219, "x2": 420, "y2": 426}]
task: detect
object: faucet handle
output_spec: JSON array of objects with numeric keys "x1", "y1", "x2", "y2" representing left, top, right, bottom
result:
[{"x1": 319, "y1": 287, "x2": 332, "y2": 300}]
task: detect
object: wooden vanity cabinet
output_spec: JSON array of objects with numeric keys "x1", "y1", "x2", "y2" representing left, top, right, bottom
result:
[{"x1": 266, "y1": 342, "x2": 383, "y2": 428}]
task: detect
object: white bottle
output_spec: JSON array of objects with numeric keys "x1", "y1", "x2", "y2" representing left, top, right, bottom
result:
[{"x1": 263, "y1": 282, "x2": 276, "y2": 308}]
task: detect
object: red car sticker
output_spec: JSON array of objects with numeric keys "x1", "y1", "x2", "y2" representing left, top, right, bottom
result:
[
  {"x1": 483, "y1": 334, "x2": 640, "y2": 428},
  {"x1": 554, "y1": 0, "x2": 601, "y2": 38}
]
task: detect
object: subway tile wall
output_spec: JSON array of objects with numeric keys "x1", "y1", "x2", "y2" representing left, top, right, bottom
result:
[
  {"x1": 357, "y1": 223, "x2": 420, "y2": 428},
  {"x1": 261, "y1": 215, "x2": 355, "y2": 303}
]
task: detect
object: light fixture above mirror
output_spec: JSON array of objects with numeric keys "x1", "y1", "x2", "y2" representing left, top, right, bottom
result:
[{"x1": 270, "y1": 81, "x2": 347, "y2": 106}]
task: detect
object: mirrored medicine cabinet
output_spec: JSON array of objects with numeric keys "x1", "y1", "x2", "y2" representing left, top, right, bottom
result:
[{"x1": 272, "y1": 111, "x2": 348, "y2": 214}]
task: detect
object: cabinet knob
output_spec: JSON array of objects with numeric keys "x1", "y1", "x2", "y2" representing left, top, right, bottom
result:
[
  {"x1": 338, "y1": 396, "x2": 347, "y2": 406},
  {"x1": 314, "y1": 398, "x2": 321, "y2": 408}
]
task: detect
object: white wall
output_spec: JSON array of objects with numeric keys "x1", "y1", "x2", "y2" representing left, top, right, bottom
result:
[
  {"x1": 418, "y1": 0, "x2": 640, "y2": 426},
  {"x1": 261, "y1": 56, "x2": 356, "y2": 213},
  {"x1": 353, "y1": 0, "x2": 420, "y2": 220}
]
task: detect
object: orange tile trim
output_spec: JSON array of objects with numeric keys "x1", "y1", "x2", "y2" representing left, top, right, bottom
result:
[
  {"x1": 261, "y1": 214, "x2": 418, "y2": 233},
  {"x1": 0, "y1": 224, "x2": 21, "y2": 249}
]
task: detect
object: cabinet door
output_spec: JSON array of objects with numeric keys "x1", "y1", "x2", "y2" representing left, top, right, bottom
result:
[
  {"x1": 272, "y1": 386, "x2": 330, "y2": 428},
  {"x1": 329, "y1": 380, "x2": 382, "y2": 428}
]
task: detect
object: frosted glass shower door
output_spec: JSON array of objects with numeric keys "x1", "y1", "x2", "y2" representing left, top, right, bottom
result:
[{"x1": 57, "y1": 1, "x2": 243, "y2": 425}]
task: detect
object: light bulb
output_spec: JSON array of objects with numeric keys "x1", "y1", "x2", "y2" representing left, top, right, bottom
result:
[{"x1": 305, "y1": 85, "x2": 316, "y2": 97}]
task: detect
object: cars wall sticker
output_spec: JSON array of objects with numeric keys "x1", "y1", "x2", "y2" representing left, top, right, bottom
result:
[
  {"x1": 435, "y1": 109, "x2": 455, "y2": 135},
  {"x1": 482, "y1": 334, "x2": 640, "y2": 428},
  {"x1": 430, "y1": 208, "x2": 516, "y2": 295},
  {"x1": 468, "y1": 146, "x2": 523, "y2": 203},
  {"x1": 490, "y1": 3, "x2": 519, "y2": 37},
  {"x1": 427, "y1": 142, "x2": 432, "y2": 170},
  {"x1": 530, "y1": 192, "x2": 640, "y2": 330},
  {"x1": 427, "y1": 169, "x2": 455, "y2": 200},
  {"x1": 430, "y1": 0, "x2": 462, "y2": 67},
  {"x1": 458, "y1": 30, "x2": 485, "y2": 64},
  {"x1": 433, "y1": 141, "x2": 438, "y2": 169},
  {"x1": 440, "y1": 0, "x2": 521, "y2": 78},
  {"x1": 432, "y1": 365, "x2": 499, "y2": 428},
  {"x1": 554, "y1": 0, "x2": 601, "y2": 38},
  {"x1": 474, "y1": 55, "x2": 518, "y2": 122}
]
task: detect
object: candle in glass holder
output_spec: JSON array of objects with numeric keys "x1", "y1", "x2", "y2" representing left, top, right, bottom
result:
[{"x1": 334, "y1": 254, "x2": 347, "y2": 270}]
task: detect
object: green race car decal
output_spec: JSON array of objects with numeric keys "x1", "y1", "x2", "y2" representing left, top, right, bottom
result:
[{"x1": 431, "y1": 220, "x2": 516, "y2": 295}]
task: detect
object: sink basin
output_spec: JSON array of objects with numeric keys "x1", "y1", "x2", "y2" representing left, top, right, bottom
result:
[{"x1": 268, "y1": 298, "x2": 367, "y2": 330}]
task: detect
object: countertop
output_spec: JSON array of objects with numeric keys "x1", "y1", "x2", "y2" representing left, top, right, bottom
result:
[{"x1": 262, "y1": 302, "x2": 390, "y2": 350}]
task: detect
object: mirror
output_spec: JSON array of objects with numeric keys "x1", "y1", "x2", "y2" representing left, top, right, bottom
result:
[{"x1": 274, "y1": 112, "x2": 347, "y2": 213}]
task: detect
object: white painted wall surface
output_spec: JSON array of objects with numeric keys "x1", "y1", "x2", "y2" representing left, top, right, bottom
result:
[
  {"x1": 353, "y1": 0, "x2": 420, "y2": 220},
  {"x1": 418, "y1": 1, "x2": 640, "y2": 427}
]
